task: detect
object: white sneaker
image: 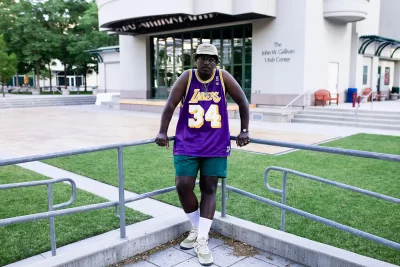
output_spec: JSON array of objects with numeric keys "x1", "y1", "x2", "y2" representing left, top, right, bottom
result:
[
  {"x1": 180, "y1": 226, "x2": 198, "y2": 250},
  {"x1": 194, "y1": 237, "x2": 213, "y2": 266}
]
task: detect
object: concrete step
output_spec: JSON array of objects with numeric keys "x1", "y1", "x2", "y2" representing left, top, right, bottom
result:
[
  {"x1": 305, "y1": 106, "x2": 400, "y2": 116},
  {"x1": 256, "y1": 104, "x2": 303, "y2": 110},
  {"x1": 0, "y1": 103, "x2": 95, "y2": 109},
  {"x1": 297, "y1": 111, "x2": 400, "y2": 120},
  {"x1": 0, "y1": 100, "x2": 95, "y2": 104},
  {"x1": 291, "y1": 118, "x2": 400, "y2": 131},
  {"x1": 0, "y1": 98, "x2": 96, "y2": 109},
  {"x1": 0, "y1": 97, "x2": 96, "y2": 103},
  {"x1": 295, "y1": 114, "x2": 400, "y2": 125}
]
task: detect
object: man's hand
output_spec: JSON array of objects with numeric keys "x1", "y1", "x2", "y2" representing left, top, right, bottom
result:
[
  {"x1": 155, "y1": 132, "x2": 169, "y2": 149},
  {"x1": 236, "y1": 131, "x2": 250, "y2": 147}
]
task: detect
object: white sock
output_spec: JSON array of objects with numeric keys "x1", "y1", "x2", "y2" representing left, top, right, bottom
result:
[
  {"x1": 186, "y1": 209, "x2": 200, "y2": 229},
  {"x1": 197, "y1": 217, "x2": 213, "y2": 240}
]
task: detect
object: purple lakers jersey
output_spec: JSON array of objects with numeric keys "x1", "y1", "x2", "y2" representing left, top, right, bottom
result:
[{"x1": 173, "y1": 69, "x2": 231, "y2": 157}]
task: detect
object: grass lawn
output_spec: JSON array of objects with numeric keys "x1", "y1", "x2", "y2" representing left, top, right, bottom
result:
[
  {"x1": 0, "y1": 166, "x2": 150, "y2": 267},
  {"x1": 44, "y1": 133, "x2": 400, "y2": 265}
]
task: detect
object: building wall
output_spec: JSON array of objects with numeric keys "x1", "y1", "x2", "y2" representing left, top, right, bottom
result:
[
  {"x1": 98, "y1": 51, "x2": 121, "y2": 93},
  {"x1": 303, "y1": 0, "x2": 326, "y2": 98},
  {"x1": 251, "y1": 0, "x2": 307, "y2": 105},
  {"x1": 119, "y1": 35, "x2": 149, "y2": 99},
  {"x1": 323, "y1": 20, "x2": 352, "y2": 101},
  {"x1": 356, "y1": 0, "x2": 381, "y2": 36},
  {"x1": 379, "y1": 0, "x2": 400, "y2": 40},
  {"x1": 97, "y1": 0, "x2": 400, "y2": 104}
]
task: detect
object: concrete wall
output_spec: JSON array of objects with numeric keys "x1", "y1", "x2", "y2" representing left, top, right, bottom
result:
[
  {"x1": 251, "y1": 0, "x2": 306, "y2": 105},
  {"x1": 302, "y1": 0, "x2": 352, "y2": 103},
  {"x1": 356, "y1": 0, "x2": 381, "y2": 36},
  {"x1": 323, "y1": 20, "x2": 352, "y2": 100},
  {"x1": 379, "y1": 0, "x2": 400, "y2": 40},
  {"x1": 303, "y1": 0, "x2": 326, "y2": 96},
  {"x1": 119, "y1": 35, "x2": 150, "y2": 99},
  {"x1": 98, "y1": 51, "x2": 121, "y2": 93}
]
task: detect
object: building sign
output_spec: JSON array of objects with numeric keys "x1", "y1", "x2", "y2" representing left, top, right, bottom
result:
[
  {"x1": 114, "y1": 13, "x2": 217, "y2": 33},
  {"x1": 262, "y1": 42, "x2": 295, "y2": 63}
]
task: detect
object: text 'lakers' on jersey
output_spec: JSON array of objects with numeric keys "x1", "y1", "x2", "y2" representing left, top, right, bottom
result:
[{"x1": 173, "y1": 69, "x2": 231, "y2": 157}]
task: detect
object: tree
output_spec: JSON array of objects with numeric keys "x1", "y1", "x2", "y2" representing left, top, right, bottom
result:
[
  {"x1": 0, "y1": 35, "x2": 17, "y2": 97},
  {"x1": 43, "y1": 0, "x2": 90, "y2": 89},
  {"x1": 68, "y1": 1, "x2": 117, "y2": 91},
  {"x1": 0, "y1": 0, "x2": 56, "y2": 89},
  {"x1": 0, "y1": 0, "x2": 118, "y2": 92}
]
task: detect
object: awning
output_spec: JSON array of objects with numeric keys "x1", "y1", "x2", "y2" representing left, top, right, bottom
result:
[
  {"x1": 103, "y1": 12, "x2": 268, "y2": 35},
  {"x1": 85, "y1": 46, "x2": 120, "y2": 63},
  {"x1": 359, "y1": 35, "x2": 400, "y2": 58}
]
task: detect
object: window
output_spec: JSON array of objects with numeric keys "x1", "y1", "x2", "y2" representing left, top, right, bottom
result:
[
  {"x1": 150, "y1": 24, "x2": 252, "y2": 101},
  {"x1": 363, "y1": 66, "x2": 368, "y2": 85},
  {"x1": 384, "y1": 67, "x2": 390, "y2": 85}
]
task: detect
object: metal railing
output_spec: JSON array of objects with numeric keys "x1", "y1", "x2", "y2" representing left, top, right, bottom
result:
[
  {"x1": 355, "y1": 90, "x2": 375, "y2": 126},
  {"x1": 0, "y1": 137, "x2": 399, "y2": 259},
  {"x1": 0, "y1": 178, "x2": 76, "y2": 256},
  {"x1": 281, "y1": 91, "x2": 310, "y2": 122},
  {"x1": 263, "y1": 166, "x2": 400, "y2": 232},
  {"x1": 282, "y1": 90, "x2": 310, "y2": 110}
]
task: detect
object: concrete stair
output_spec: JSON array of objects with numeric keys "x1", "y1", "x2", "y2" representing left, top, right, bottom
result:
[
  {"x1": 292, "y1": 107, "x2": 400, "y2": 131},
  {"x1": 0, "y1": 96, "x2": 96, "y2": 109},
  {"x1": 249, "y1": 107, "x2": 299, "y2": 123}
]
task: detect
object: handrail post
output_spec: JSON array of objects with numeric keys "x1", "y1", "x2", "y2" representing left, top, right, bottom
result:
[
  {"x1": 221, "y1": 178, "x2": 227, "y2": 218},
  {"x1": 47, "y1": 184, "x2": 57, "y2": 256},
  {"x1": 117, "y1": 147, "x2": 127, "y2": 239},
  {"x1": 280, "y1": 171, "x2": 288, "y2": 232}
]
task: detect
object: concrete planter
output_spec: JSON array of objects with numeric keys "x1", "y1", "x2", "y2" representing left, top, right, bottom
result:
[
  {"x1": 62, "y1": 89, "x2": 70, "y2": 95},
  {"x1": 390, "y1": 94, "x2": 399, "y2": 100},
  {"x1": 92, "y1": 89, "x2": 99, "y2": 96},
  {"x1": 32, "y1": 90, "x2": 40, "y2": 95}
]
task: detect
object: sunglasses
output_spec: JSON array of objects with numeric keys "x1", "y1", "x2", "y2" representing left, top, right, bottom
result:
[{"x1": 197, "y1": 56, "x2": 217, "y2": 63}]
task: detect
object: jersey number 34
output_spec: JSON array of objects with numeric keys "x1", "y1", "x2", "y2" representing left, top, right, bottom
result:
[{"x1": 189, "y1": 104, "x2": 221, "y2": 128}]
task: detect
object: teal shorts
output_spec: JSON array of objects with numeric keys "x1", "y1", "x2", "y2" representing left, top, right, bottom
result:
[{"x1": 173, "y1": 156, "x2": 227, "y2": 178}]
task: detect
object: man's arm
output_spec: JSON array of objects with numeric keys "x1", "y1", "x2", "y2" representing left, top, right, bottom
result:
[
  {"x1": 155, "y1": 70, "x2": 189, "y2": 147},
  {"x1": 221, "y1": 70, "x2": 250, "y2": 147}
]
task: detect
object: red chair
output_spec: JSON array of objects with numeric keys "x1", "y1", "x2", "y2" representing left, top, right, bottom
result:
[
  {"x1": 363, "y1": 88, "x2": 372, "y2": 102},
  {"x1": 314, "y1": 89, "x2": 339, "y2": 107}
]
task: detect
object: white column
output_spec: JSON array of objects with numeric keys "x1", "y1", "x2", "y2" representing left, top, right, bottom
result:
[
  {"x1": 349, "y1": 24, "x2": 358, "y2": 88},
  {"x1": 371, "y1": 56, "x2": 379, "y2": 92},
  {"x1": 394, "y1": 61, "x2": 400, "y2": 87},
  {"x1": 98, "y1": 63, "x2": 106, "y2": 92},
  {"x1": 119, "y1": 35, "x2": 149, "y2": 99}
]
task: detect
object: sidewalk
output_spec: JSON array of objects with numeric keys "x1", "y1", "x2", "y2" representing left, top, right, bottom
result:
[{"x1": 121, "y1": 237, "x2": 305, "y2": 267}]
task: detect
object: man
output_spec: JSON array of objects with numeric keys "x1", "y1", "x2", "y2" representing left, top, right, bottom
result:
[{"x1": 155, "y1": 43, "x2": 250, "y2": 266}]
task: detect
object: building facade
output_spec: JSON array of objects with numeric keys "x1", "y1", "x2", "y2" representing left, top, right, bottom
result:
[{"x1": 94, "y1": 0, "x2": 400, "y2": 106}]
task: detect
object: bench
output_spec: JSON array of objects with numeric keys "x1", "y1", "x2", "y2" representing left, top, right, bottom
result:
[
  {"x1": 314, "y1": 89, "x2": 339, "y2": 107},
  {"x1": 363, "y1": 88, "x2": 373, "y2": 102}
]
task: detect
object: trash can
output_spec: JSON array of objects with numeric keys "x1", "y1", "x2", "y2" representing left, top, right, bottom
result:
[{"x1": 347, "y1": 88, "x2": 357, "y2": 103}]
